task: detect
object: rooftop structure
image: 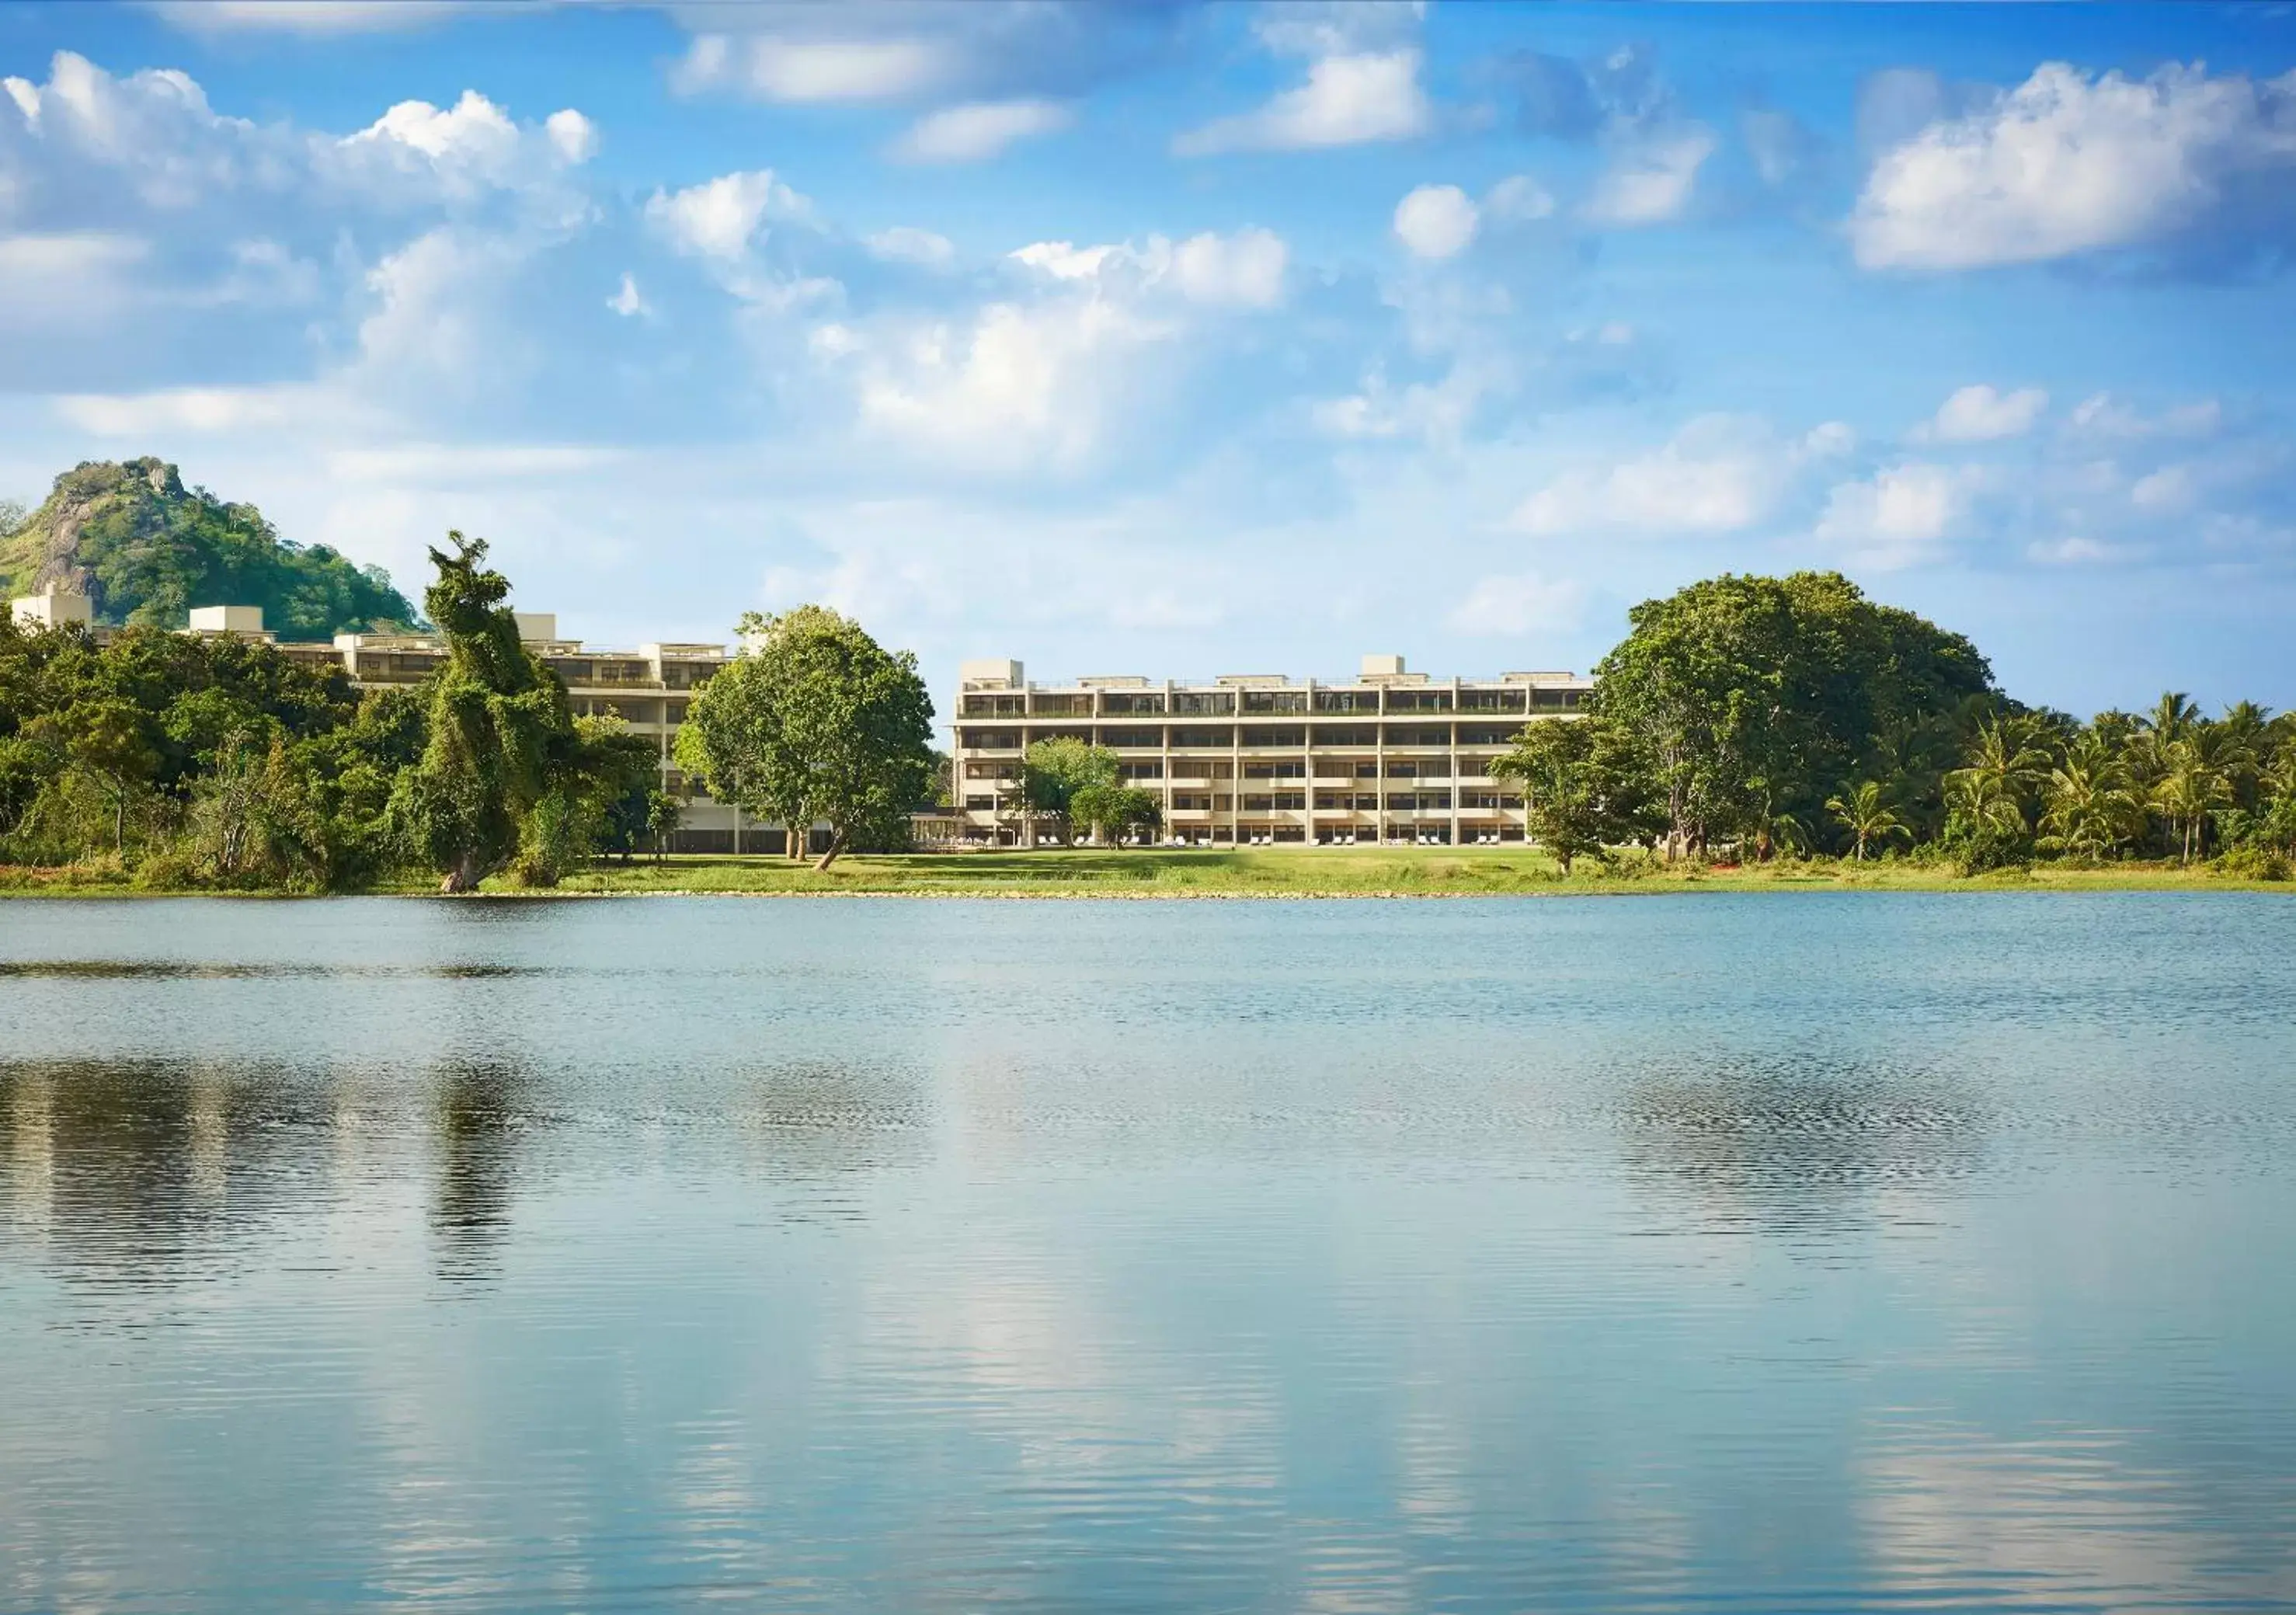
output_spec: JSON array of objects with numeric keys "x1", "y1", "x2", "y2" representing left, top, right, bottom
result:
[
  {"x1": 8, "y1": 588, "x2": 93, "y2": 629},
  {"x1": 951, "y1": 653, "x2": 1593, "y2": 848}
]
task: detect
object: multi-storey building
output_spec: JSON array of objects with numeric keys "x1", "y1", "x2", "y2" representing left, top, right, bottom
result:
[
  {"x1": 8, "y1": 590, "x2": 772, "y2": 854},
  {"x1": 951, "y1": 655, "x2": 1592, "y2": 847}
]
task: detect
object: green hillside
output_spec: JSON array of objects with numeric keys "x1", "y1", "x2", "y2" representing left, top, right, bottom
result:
[{"x1": 1, "y1": 458, "x2": 418, "y2": 641}]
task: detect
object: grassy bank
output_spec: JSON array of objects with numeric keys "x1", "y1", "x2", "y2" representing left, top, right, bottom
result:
[{"x1": 3, "y1": 847, "x2": 2287, "y2": 899}]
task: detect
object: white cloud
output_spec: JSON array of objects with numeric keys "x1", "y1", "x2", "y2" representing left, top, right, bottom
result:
[
  {"x1": 2131, "y1": 465, "x2": 2197, "y2": 513},
  {"x1": 1921, "y1": 384, "x2": 2048, "y2": 443},
  {"x1": 52, "y1": 384, "x2": 308, "y2": 435},
  {"x1": 607, "y1": 272, "x2": 648, "y2": 318},
  {"x1": 544, "y1": 108, "x2": 597, "y2": 165},
  {"x1": 1514, "y1": 416, "x2": 1849, "y2": 537},
  {"x1": 893, "y1": 99, "x2": 1070, "y2": 163},
  {"x1": 2065, "y1": 392, "x2": 2224, "y2": 440},
  {"x1": 1009, "y1": 240, "x2": 1118, "y2": 281},
  {"x1": 2028, "y1": 536, "x2": 2134, "y2": 566},
  {"x1": 1814, "y1": 461, "x2": 1973, "y2": 568},
  {"x1": 1174, "y1": 51, "x2": 1431, "y2": 155},
  {"x1": 1393, "y1": 184, "x2": 1478, "y2": 259},
  {"x1": 1584, "y1": 127, "x2": 1717, "y2": 225},
  {"x1": 1169, "y1": 228, "x2": 1287, "y2": 308},
  {"x1": 1850, "y1": 61, "x2": 2296, "y2": 270},
  {"x1": 839, "y1": 294, "x2": 1174, "y2": 470},
  {"x1": 676, "y1": 34, "x2": 949, "y2": 105},
  {"x1": 0, "y1": 229, "x2": 148, "y2": 277},
  {"x1": 1448, "y1": 573, "x2": 1586, "y2": 636},
  {"x1": 865, "y1": 226, "x2": 956, "y2": 269},
  {"x1": 1008, "y1": 229, "x2": 1288, "y2": 309},
  {"x1": 1484, "y1": 174, "x2": 1556, "y2": 224},
  {"x1": 643, "y1": 169, "x2": 811, "y2": 260}
]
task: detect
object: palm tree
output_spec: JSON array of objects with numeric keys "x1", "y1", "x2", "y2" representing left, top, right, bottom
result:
[
  {"x1": 1827, "y1": 781, "x2": 1909, "y2": 861},
  {"x1": 2151, "y1": 737, "x2": 2232, "y2": 864},
  {"x1": 2143, "y1": 691, "x2": 2202, "y2": 744},
  {"x1": 2038, "y1": 749, "x2": 2139, "y2": 862},
  {"x1": 1945, "y1": 715, "x2": 2050, "y2": 839}
]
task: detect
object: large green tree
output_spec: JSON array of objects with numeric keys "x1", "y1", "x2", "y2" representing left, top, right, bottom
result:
[
  {"x1": 1592, "y1": 571, "x2": 1995, "y2": 860},
  {"x1": 387, "y1": 533, "x2": 648, "y2": 891},
  {"x1": 676, "y1": 605, "x2": 936, "y2": 870}
]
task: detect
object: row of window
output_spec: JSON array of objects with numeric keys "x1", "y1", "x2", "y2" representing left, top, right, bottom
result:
[
  {"x1": 964, "y1": 791, "x2": 1525, "y2": 815},
  {"x1": 956, "y1": 688, "x2": 1577, "y2": 719},
  {"x1": 957, "y1": 725, "x2": 1540, "y2": 750}
]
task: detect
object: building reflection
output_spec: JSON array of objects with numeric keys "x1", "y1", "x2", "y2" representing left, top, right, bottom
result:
[{"x1": 0, "y1": 1057, "x2": 332, "y2": 1283}]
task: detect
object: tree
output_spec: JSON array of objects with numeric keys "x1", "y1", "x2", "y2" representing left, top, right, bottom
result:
[
  {"x1": 677, "y1": 605, "x2": 935, "y2": 871},
  {"x1": 1492, "y1": 717, "x2": 1613, "y2": 874},
  {"x1": 1022, "y1": 736, "x2": 1120, "y2": 844},
  {"x1": 26, "y1": 697, "x2": 156, "y2": 851},
  {"x1": 1826, "y1": 781, "x2": 1909, "y2": 861},
  {"x1": 385, "y1": 533, "x2": 635, "y2": 891},
  {"x1": 1593, "y1": 572, "x2": 1993, "y2": 861},
  {"x1": 1071, "y1": 781, "x2": 1162, "y2": 844}
]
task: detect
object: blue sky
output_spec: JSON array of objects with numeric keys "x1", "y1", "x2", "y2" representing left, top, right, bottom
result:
[{"x1": 2, "y1": 2, "x2": 2292, "y2": 715}]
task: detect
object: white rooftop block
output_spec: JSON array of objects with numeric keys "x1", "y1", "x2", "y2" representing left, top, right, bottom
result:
[
  {"x1": 960, "y1": 658, "x2": 1023, "y2": 689},
  {"x1": 513, "y1": 612, "x2": 558, "y2": 643},
  {"x1": 9, "y1": 589, "x2": 92, "y2": 628},
  {"x1": 1361, "y1": 653, "x2": 1406, "y2": 677},
  {"x1": 188, "y1": 604, "x2": 264, "y2": 634}
]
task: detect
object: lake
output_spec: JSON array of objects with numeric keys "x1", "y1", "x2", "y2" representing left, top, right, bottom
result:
[{"x1": 2, "y1": 893, "x2": 2293, "y2": 1613}]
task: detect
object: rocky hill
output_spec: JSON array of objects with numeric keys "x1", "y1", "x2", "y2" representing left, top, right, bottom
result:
[{"x1": 1, "y1": 458, "x2": 418, "y2": 640}]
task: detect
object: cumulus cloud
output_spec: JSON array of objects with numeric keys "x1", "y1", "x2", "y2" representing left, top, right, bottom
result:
[
  {"x1": 1484, "y1": 174, "x2": 1556, "y2": 224},
  {"x1": 1174, "y1": 51, "x2": 1430, "y2": 155},
  {"x1": 1849, "y1": 61, "x2": 2296, "y2": 270},
  {"x1": 1585, "y1": 127, "x2": 1717, "y2": 225},
  {"x1": 865, "y1": 225, "x2": 956, "y2": 268},
  {"x1": 1168, "y1": 228, "x2": 1288, "y2": 308},
  {"x1": 1007, "y1": 228, "x2": 1288, "y2": 309},
  {"x1": 607, "y1": 272, "x2": 648, "y2": 318},
  {"x1": 892, "y1": 99, "x2": 1070, "y2": 163},
  {"x1": 1920, "y1": 384, "x2": 2048, "y2": 443},
  {"x1": 1447, "y1": 573, "x2": 1585, "y2": 636},
  {"x1": 1514, "y1": 416, "x2": 1851, "y2": 537},
  {"x1": 643, "y1": 169, "x2": 812, "y2": 260},
  {"x1": 830, "y1": 294, "x2": 1173, "y2": 471},
  {"x1": 1393, "y1": 184, "x2": 1479, "y2": 259},
  {"x1": 1814, "y1": 461, "x2": 1974, "y2": 568}
]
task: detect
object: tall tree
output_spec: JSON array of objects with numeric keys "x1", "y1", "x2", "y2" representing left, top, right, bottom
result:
[
  {"x1": 1593, "y1": 572, "x2": 1994, "y2": 859},
  {"x1": 677, "y1": 606, "x2": 935, "y2": 871},
  {"x1": 385, "y1": 533, "x2": 642, "y2": 891}
]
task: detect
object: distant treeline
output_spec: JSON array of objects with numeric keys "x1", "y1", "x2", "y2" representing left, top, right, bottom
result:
[{"x1": 1492, "y1": 572, "x2": 2294, "y2": 877}]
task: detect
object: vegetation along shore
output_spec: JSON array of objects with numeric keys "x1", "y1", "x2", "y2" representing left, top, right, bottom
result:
[{"x1": 3, "y1": 458, "x2": 2293, "y2": 897}]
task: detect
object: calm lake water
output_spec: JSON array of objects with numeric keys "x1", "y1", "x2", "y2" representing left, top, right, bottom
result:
[{"x1": 2, "y1": 893, "x2": 2293, "y2": 1613}]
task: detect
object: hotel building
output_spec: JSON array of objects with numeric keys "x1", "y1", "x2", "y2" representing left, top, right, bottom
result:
[{"x1": 951, "y1": 655, "x2": 1593, "y2": 847}]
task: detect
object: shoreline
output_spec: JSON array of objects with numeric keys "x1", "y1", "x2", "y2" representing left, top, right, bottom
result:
[{"x1": 2, "y1": 848, "x2": 2287, "y2": 900}]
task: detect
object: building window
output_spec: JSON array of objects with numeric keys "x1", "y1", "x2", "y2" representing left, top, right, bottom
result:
[
  {"x1": 1240, "y1": 726, "x2": 1304, "y2": 748},
  {"x1": 1171, "y1": 727, "x2": 1233, "y2": 748}
]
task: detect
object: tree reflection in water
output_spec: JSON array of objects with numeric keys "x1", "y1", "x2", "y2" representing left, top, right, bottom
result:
[{"x1": 429, "y1": 1060, "x2": 534, "y2": 1281}]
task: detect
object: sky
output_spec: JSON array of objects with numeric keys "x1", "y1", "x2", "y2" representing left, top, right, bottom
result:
[{"x1": 1, "y1": 1, "x2": 2292, "y2": 716}]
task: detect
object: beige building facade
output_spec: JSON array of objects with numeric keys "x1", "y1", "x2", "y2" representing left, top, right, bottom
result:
[{"x1": 951, "y1": 655, "x2": 1592, "y2": 848}]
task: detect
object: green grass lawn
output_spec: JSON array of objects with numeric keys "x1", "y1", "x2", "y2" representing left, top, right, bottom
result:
[
  {"x1": 5, "y1": 846, "x2": 2285, "y2": 898},
  {"x1": 548, "y1": 847, "x2": 2287, "y2": 897}
]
